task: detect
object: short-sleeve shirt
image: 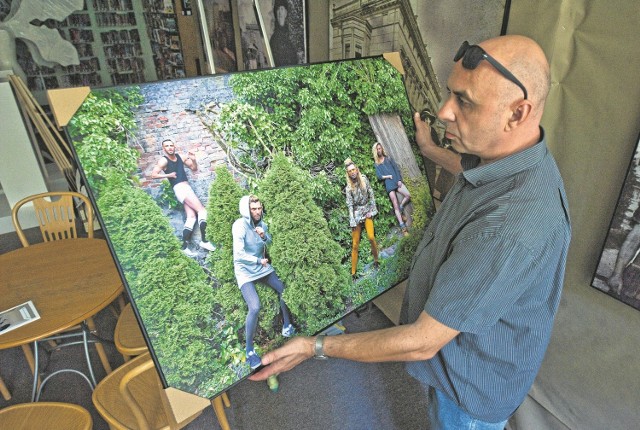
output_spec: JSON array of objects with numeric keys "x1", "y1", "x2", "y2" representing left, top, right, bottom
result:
[{"x1": 402, "y1": 130, "x2": 571, "y2": 422}]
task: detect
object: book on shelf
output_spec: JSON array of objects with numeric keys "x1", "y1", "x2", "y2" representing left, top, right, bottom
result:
[{"x1": 0, "y1": 301, "x2": 41, "y2": 335}]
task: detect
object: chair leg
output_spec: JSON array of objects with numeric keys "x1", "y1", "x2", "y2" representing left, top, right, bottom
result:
[
  {"x1": 21, "y1": 344, "x2": 41, "y2": 387},
  {"x1": 86, "y1": 317, "x2": 112, "y2": 374},
  {"x1": 0, "y1": 375, "x2": 11, "y2": 400},
  {"x1": 108, "y1": 293, "x2": 127, "y2": 318},
  {"x1": 212, "y1": 395, "x2": 231, "y2": 430}
]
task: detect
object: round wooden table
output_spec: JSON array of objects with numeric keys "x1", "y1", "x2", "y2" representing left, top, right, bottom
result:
[{"x1": 0, "y1": 238, "x2": 123, "y2": 400}]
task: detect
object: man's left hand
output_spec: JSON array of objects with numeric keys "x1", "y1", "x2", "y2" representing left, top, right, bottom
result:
[{"x1": 248, "y1": 336, "x2": 314, "y2": 381}]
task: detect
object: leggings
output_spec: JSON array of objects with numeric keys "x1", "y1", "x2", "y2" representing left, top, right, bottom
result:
[
  {"x1": 351, "y1": 218, "x2": 379, "y2": 275},
  {"x1": 240, "y1": 271, "x2": 292, "y2": 353}
]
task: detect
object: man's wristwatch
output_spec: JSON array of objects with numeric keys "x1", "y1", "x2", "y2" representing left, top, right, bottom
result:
[{"x1": 314, "y1": 335, "x2": 328, "y2": 360}]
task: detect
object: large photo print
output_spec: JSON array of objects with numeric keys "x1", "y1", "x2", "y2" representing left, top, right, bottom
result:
[
  {"x1": 593, "y1": 133, "x2": 640, "y2": 310},
  {"x1": 66, "y1": 56, "x2": 433, "y2": 398}
]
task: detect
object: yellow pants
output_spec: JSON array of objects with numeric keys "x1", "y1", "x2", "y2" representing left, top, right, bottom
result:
[{"x1": 351, "y1": 218, "x2": 379, "y2": 275}]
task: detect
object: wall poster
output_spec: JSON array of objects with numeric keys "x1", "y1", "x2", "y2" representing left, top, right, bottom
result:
[
  {"x1": 198, "y1": 0, "x2": 238, "y2": 73},
  {"x1": 66, "y1": 56, "x2": 434, "y2": 398},
  {"x1": 258, "y1": 0, "x2": 306, "y2": 67},
  {"x1": 593, "y1": 133, "x2": 640, "y2": 310},
  {"x1": 198, "y1": 0, "x2": 307, "y2": 73}
]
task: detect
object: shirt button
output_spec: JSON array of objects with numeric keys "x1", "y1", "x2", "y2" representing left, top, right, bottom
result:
[{"x1": 476, "y1": 181, "x2": 483, "y2": 186}]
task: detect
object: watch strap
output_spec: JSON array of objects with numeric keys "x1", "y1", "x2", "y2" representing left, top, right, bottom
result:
[{"x1": 314, "y1": 335, "x2": 328, "y2": 359}]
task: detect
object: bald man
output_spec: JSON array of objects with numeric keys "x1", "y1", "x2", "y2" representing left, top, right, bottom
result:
[{"x1": 249, "y1": 35, "x2": 571, "y2": 429}]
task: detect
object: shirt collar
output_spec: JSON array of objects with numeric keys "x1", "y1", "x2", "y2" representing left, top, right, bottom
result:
[{"x1": 460, "y1": 128, "x2": 547, "y2": 188}]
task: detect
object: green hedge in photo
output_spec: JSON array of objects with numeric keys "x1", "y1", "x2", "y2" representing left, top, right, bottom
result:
[
  {"x1": 97, "y1": 180, "x2": 242, "y2": 396},
  {"x1": 260, "y1": 153, "x2": 351, "y2": 334}
]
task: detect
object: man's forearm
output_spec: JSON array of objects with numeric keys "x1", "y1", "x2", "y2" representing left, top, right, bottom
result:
[
  {"x1": 249, "y1": 311, "x2": 458, "y2": 381},
  {"x1": 420, "y1": 144, "x2": 462, "y2": 175},
  {"x1": 322, "y1": 312, "x2": 457, "y2": 362}
]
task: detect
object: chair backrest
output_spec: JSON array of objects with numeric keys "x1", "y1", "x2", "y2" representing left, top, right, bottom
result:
[
  {"x1": 11, "y1": 191, "x2": 94, "y2": 247},
  {"x1": 0, "y1": 401, "x2": 93, "y2": 430},
  {"x1": 119, "y1": 356, "x2": 172, "y2": 430},
  {"x1": 92, "y1": 352, "x2": 204, "y2": 430}
]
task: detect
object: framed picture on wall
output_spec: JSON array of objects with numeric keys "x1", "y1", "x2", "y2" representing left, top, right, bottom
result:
[
  {"x1": 592, "y1": 132, "x2": 640, "y2": 310},
  {"x1": 197, "y1": 0, "x2": 238, "y2": 73},
  {"x1": 259, "y1": 0, "x2": 307, "y2": 67},
  {"x1": 236, "y1": 0, "x2": 270, "y2": 70}
]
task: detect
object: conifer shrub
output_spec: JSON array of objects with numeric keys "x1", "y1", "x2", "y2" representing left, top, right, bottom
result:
[
  {"x1": 205, "y1": 167, "x2": 253, "y2": 341},
  {"x1": 259, "y1": 153, "x2": 351, "y2": 334},
  {"x1": 394, "y1": 174, "x2": 433, "y2": 279},
  {"x1": 206, "y1": 166, "x2": 287, "y2": 350},
  {"x1": 97, "y1": 179, "x2": 242, "y2": 396}
]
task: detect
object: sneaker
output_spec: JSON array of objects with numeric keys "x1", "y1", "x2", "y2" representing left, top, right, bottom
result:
[
  {"x1": 401, "y1": 227, "x2": 409, "y2": 237},
  {"x1": 246, "y1": 350, "x2": 262, "y2": 369},
  {"x1": 282, "y1": 324, "x2": 296, "y2": 337},
  {"x1": 199, "y1": 241, "x2": 216, "y2": 252},
  {"x1": 182, "y1": 247, "x2": 198, "y2": 257}
]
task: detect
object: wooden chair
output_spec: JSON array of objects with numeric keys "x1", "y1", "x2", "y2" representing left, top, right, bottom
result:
[
  {"x1": 11, "y1": 191, "x2": 94, "y2": 246},
  {"x1": 114, "y1": 303, "x2": 149, "y2": 362},
  {"x1": 11, "y1": 191, "x2": 115, "y2": 382},
  {"x1": 0, "y1": 401, "x2": 92, "y2": 430},
  {"x1": 113, "y1": 306, "x2": 231, "y2": 429},
  {"x1": 93, "y1": 352, "x2": 231, "y2": 430}
]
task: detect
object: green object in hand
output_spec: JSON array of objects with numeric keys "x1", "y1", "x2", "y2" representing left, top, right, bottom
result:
[{"x1": 267, "y1": 374, "x2": 279, "y2": 393}]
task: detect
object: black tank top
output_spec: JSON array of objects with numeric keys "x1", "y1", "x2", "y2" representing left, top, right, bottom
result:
[{"x1": 164, "y1": 155, "x2": 188, "y2": 187}]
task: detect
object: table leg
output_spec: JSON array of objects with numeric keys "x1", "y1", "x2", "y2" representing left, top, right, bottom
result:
[
  {"x1": 21, "y1": 344, "x2": 41, "y2": 388},
  {"x1": 0, "y1": 374, "x2": 11, "y2": 400},
  {"x1": 86, "y1": 317, "x2": 112, "y2": 374}
]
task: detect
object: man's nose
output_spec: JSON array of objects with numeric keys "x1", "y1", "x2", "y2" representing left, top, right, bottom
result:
[{"x1": 437, "y1": 98, "x2": 455, "y2": 123}]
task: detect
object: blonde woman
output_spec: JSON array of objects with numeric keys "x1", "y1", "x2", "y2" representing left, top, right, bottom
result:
[
  {"x1": 344, "y1": 158, "x2": 379, "y2": 278},
  {"x1": 372, "y1": 142, "x2": 411, "y2": 235}
]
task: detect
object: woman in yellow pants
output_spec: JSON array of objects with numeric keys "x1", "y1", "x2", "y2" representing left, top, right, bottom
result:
[{"x1": 344, "y1": 158, "x2": 379, "y2": 278}]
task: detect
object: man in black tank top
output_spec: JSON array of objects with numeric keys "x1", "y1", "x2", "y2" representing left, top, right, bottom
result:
[{"x1": 151, "y1": 139, "x2": 215, "y2": 255}]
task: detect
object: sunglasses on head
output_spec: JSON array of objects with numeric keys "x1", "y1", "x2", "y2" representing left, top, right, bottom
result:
[{"x1": 454, "y1": 41, "x2": 528, "y2": 100}]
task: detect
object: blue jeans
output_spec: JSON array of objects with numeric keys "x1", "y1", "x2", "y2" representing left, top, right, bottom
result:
[{"x1": 428, "y1": 387, "x2": 508, "y2": 430}]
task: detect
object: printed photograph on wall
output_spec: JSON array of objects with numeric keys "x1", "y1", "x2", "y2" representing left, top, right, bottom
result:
[
  {"x1": 200, "y1": 0, "x2": 238, "y2": 73},
  {"x1": 236, "y1": 0, "x2": 269, "y2": 70},
  {"x1": 259, "y1": 0, "x2": 306, "y2": 67},
  {"x1": 592, "y1": 133, "x2": 640, "y2": 310},
  {"x1": 66, "y1": 56, "x2": 434, "y2": 398}
]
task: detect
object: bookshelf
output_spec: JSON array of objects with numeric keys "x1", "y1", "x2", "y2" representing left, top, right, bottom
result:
[
  {"x1": 9, "y1": 0, "x2": 186, "y2": 101},
  {"x1": 142, "y1": 0, "x2": 186, "y2": 80}
]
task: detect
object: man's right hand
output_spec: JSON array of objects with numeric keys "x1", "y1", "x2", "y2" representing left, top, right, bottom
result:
[
  {"x1": 248, "y1": 336, "x2": 314, "y2": 381},
  {"x1": 414, "y1": 112, "x2": 438, "y2": 157},
  {"x1": 413, "y1": 112, "x2": 462, "y2": 175}
]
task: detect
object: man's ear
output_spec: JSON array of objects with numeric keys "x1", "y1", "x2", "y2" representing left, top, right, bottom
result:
[{"x1": 505, "y1": 101, "x2": 532, "y2": 131}]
